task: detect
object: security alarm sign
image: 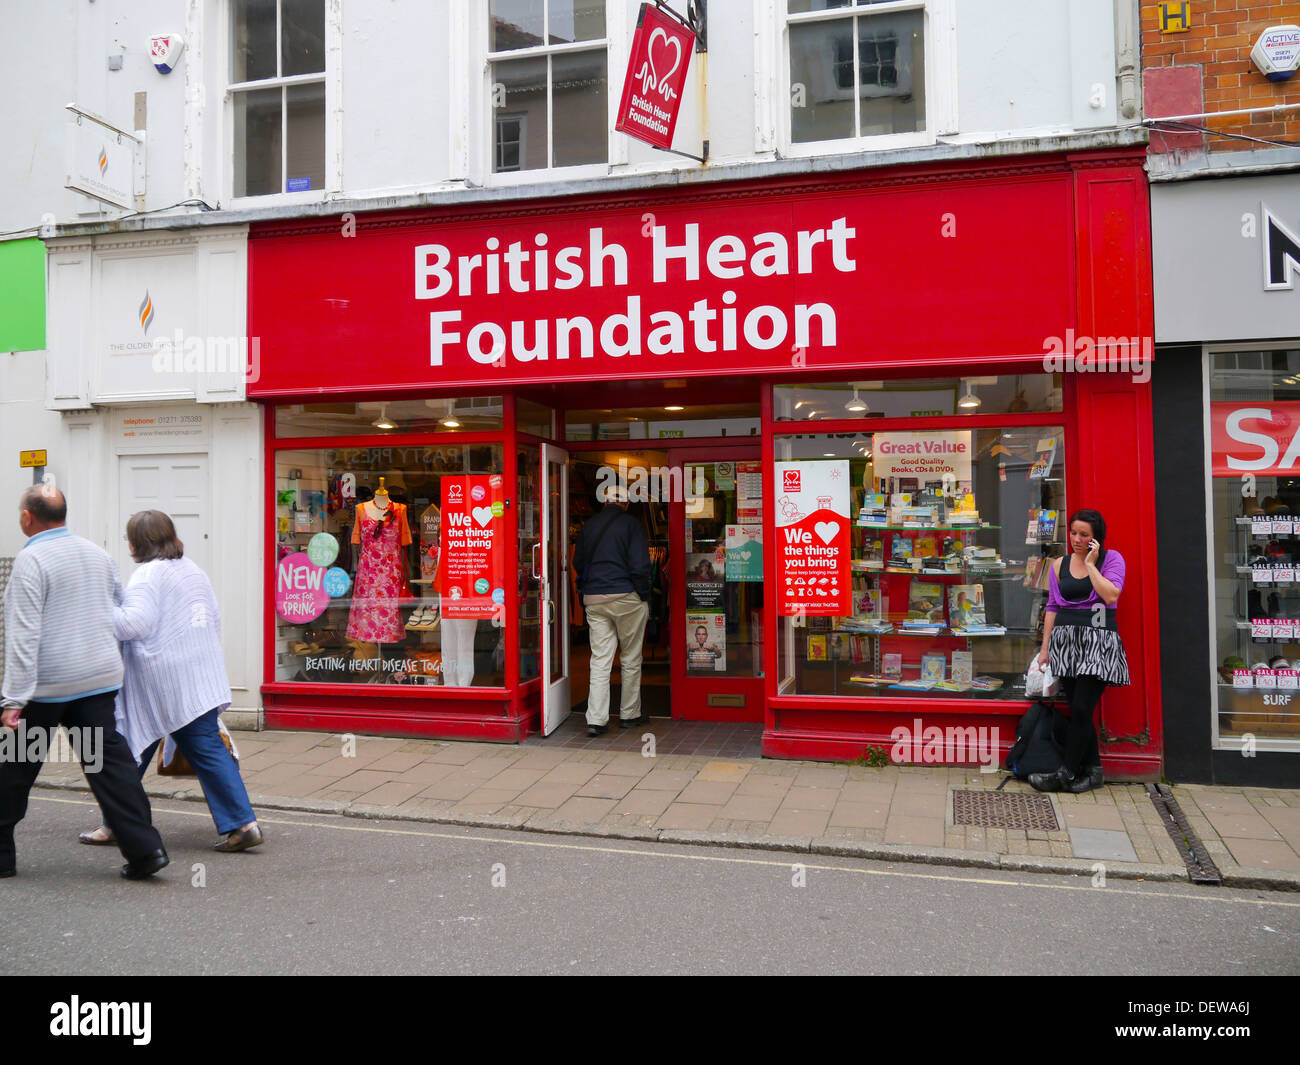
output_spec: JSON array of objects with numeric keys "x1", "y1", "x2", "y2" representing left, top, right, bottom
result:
[{"x1": 615, "y1": 3, "x2": 695, "y2": 151}]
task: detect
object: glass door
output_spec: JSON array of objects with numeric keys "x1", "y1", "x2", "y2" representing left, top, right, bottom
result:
[
  {"x1": 540, "y1": 444, "x2": 570, "y2": 735},
  {"x1": 671, "y1": 448, "x2": 765, "y2": 720}
]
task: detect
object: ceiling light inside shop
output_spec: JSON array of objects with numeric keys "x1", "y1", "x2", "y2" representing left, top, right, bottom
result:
[
  {"x1": 664, "y1": 405, "x2": 684, "y2": 411},
  {"x1": 958, "y1": 381, "x2": 981, "y2": 409},
  {"x1": 373, "y1": 405, "x2": 395, "y2": 430},
  {"x1": 440, "y1": 415, "x2": 460, "y2": 428},
  {"x1": 845, "y1": 389, "x2": 868, "y2": 412}
]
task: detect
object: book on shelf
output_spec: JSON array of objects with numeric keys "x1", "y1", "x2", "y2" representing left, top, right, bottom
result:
[
  {"x1": 947, "y1": 510, "x2": 980, "y2": 527},
  {"x1": 934, "y1": 680, "x2": 973, "y2": 692},
  {"x1": 946, "y1": 584, "x2": 986, "y2": 629},
  {"x1": 907, "y1": 580, "x2": 946, "y2": 624},
  {"x1": 882, "y1": 653, "x2": 903, "y2": 680},
  {"x1": 1023, "y1": 556, "x2": 1044, "y2": 587},
  {"x1": 807, "y1": 635, "x2": 827, "y2": 662},
  {"x1": 951, "y1": 651, "x2": 974, "y2": 686},
  {"x1": 914, "y1": 533, "x2": 940, "y2": 559},
  {"x1": 1037, "y1": 509, "x2": 1060, "y2": 542},
  {"x1": 890, "y1": 679, "x2": 937, "y2": 691},
  {"x1": 971, "y1": 675, "x2": 1004, "y2": 691},
  {"x1": 920, "y1": 652, "x2": 946, "y2": 684},
  {"x1": 951, "y1": 624, "x2": 1007, "y2": 636}
]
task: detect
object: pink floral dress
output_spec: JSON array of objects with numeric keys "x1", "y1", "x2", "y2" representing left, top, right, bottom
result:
[{"x1": 345, "y1": 502, "x2": 411, "y2": 644}]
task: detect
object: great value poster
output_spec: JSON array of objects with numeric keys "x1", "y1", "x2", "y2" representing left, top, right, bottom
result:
[
  {"x1": 439, "y1": 474, "x2": 505, "y2": 620},
  {"x1": 775, "y1": 460, "x2": 850, "y2": 616}
]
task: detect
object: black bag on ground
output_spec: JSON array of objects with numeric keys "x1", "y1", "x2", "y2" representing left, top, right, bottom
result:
[{"x1": 1005, "y1": 700, "x2": 1068, "y2": 779}]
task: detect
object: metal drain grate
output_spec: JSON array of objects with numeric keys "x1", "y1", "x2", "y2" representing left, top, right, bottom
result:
[
  {"x1": 1148, "y1": 784, "x2": 1222, "y2": 885},
  {"x1": 953, "y1": 790, "x2": 1059, "y2": 830}
]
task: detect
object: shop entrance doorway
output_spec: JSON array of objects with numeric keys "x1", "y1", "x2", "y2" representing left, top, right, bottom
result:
[{"x1": 562, "y1": 445, "x2": 764, "y2": 725}]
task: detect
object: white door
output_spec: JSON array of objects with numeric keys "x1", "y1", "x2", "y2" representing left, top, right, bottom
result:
[
  {"x1": 117, "y1": 454, "x2": 210, "y2": 578},
  {"x1": 540, "y1": 444, "x2": 570, "y2": 736}
]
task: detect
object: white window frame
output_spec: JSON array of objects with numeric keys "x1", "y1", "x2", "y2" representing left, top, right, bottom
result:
[
  {"x1": 779, "y1": 0, "x2": 956, "y2": 158},
  {"x1": 1203, "y1": 341, "x2": 1300, "y2": 755},
  {"x1": 224, "y1": 0, "x2": 341, "y2": 207},
  {"x1": 478, "y1": 0, "x2": 627, "y2": 187}
]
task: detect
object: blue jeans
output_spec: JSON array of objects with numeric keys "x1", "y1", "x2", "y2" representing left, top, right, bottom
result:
[{"x1": 138, "y1": 708, "x2": 255, "y2": 835}]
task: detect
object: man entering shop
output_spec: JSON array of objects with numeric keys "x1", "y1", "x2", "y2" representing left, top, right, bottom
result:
[{"x1": 574, "y1": 484, "x2": 651, "y2": 736}]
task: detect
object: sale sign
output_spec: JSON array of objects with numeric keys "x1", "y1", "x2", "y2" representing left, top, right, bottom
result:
[
  {"x1": 439, "y1": 474, "x2": 506, "y2": 620},
  {"x1": 614, "y1": 3, "x2": 695, "y2": 151},
  {"x1": 1211, "y1": 402, "x2": 1300, "y2": 476},
  {"x1": 776, "y1": 460, "x2": 850, "y2": 616}
]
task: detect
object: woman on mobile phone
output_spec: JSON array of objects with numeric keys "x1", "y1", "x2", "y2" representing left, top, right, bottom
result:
[{"x1": 1030, "y1": 508, "x2": 1130, "y2": 794}]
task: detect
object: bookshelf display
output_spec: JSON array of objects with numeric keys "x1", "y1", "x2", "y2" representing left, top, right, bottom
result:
[{"x1": 778, "y1": 430, "x2": 1067, "y2": 699}]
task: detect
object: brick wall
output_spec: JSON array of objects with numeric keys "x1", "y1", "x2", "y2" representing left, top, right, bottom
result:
[{"x1": 1142, "y1": 1, "x2": 1300, "y2": 153}]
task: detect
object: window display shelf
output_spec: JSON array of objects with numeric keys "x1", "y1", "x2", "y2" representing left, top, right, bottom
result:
[{"x1": 854, "y1": 524, "x2": 1000, "y2": 532}]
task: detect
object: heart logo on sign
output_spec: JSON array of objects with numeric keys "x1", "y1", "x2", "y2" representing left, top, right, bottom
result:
[
  {"x1": 472, "y1": 506, "x2": 493, "y2": 528},
  {"x1": 636, "y1": 27, "x2": 682, "y2": 101},
  {"x1": 738, "y1": 551, "x2": 751, "y2": 561},
  {"x1": 814, "y1": 521, "x2": 838, "y2": 545}
]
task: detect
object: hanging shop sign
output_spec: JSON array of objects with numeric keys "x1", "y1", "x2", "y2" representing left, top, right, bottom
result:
[
  {"x1": 775, "y1": 460, "x2": 850, "y2": 617},
  {"x1": 1211, "y1": 402, "x2": 1300, "y2": 477},
  {"x1": 614, "y1": 3, "x2": 696, "y2": 151},
  {"x1": 247, "y1": 173, "x2": 1080, "y2": 395},
  {"x1": 438, "y1": 474, "x2": 506, "y2": 620}
]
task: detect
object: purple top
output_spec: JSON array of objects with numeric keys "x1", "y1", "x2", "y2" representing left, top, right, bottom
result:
[{"x1": 1046, "y1": 549, "x2": 1125, "y2": 613}]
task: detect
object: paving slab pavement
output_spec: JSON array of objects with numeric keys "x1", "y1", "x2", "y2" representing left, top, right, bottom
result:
[{"x1": 29, "y1": 724, "x2": 1300, "y2": 891}]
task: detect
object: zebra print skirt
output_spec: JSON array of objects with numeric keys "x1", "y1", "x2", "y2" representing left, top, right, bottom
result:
[{"x1": 1049, "y1": 623, "x2": 1131, "y2": 687}]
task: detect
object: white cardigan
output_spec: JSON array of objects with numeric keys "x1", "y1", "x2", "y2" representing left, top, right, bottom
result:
[{"x1": 113, "y1": 557, "x2": 232, "y2": 762}]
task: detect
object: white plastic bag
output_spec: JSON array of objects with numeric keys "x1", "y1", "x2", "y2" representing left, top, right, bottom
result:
[{"x1": 1025, "y1": 656, "x2": 1060, "y2": 699}]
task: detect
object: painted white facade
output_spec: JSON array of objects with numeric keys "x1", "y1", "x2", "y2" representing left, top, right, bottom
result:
[
  {"x1": 0, "y1": 0, "x2": 1136, "y2": 233},
  {"x1": 28, "y1": 227, "x2": 262, "y2": 721}
]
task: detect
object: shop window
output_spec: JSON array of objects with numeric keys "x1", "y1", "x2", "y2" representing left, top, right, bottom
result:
[
  {"x1": 565, "y1": 401, "x2": 761, "y2": 441},
  {"x1": 787, "y1": 0, "x2": 926, "y2": 144},
  {"x1": 273, "y1": 444, "x2": 505, "y2": 689},
  {"x1": 774, "y1": 426, "x2": 1067, "y2": 699},
  {"x1": 1209, "y1": 347, "x2": 1300, "y2": 748},
  {"x1": 489, "y1": 0, "x2": 608, "y2": 173},
  {"x1": 773, "y1": 375, "x2": 1063, "y2": 421},
  {"x1": 517, "y1": 398, "x2": 555, "y2": 438},
  {"x1": 231, "y1": 0, "x2": 327, "y2": 197},
  {"x1": 684, "y1": 461, "x2": 766, "y2": 679},
  {"x1": 275, "y1": 397, "x2": 504, "y2": 437}
]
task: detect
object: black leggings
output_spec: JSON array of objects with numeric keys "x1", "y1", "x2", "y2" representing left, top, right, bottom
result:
[{"x1": 1060, "y1": 675, "x2": 1105, "y2": 776}]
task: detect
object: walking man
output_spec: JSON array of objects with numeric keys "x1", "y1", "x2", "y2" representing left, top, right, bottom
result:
[
  {"x1": 574, "y1": 484, "x2": 651, "y2": 736},
  {"x1": 1, "y1": 485, "x2": 168, "y2": 880}
]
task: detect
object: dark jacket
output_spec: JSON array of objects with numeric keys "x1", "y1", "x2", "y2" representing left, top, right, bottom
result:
[{"x1": 574, "y1": 505, "x2": 651, "y2": 601}]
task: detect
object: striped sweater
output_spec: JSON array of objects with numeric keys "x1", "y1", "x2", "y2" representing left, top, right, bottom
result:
[{"x1": 2, "y1": 527, "x2": 125, "y2": 707}]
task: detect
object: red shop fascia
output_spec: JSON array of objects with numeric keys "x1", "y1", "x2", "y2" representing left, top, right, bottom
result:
[{"x1": 248, "y1": 147, "x2": 1162, "y2": 777}]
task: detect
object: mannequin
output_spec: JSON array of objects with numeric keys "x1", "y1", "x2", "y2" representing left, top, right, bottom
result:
[{"x1": 346, "y1": 477, "x2": 412, "y2": 651}]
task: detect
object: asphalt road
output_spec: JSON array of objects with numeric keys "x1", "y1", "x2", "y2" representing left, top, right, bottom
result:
[{"x1": 3, "y1": 792, "x2": 1298, "y2": 976}]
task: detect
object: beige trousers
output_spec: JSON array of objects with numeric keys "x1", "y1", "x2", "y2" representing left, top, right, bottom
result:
[{"x1": 585, "y1": 592, "x2": 650, "y2": 726}]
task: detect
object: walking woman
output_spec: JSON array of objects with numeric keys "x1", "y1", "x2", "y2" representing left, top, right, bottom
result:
[
  {"x1": 1029, "y1": 508, "x2": 1130, "y2": 794},
  {"x1": 79, "y1": 510, "x2": 263, "y2": 851}
]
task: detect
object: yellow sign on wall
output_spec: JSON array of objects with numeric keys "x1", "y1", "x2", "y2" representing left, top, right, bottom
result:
[
  {"x1": 1160, "y1": 2, "x2": 1191, "y2": 34},
  {"x1": 19, "y1": 450, "x2": 47, "y2": 468}
]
